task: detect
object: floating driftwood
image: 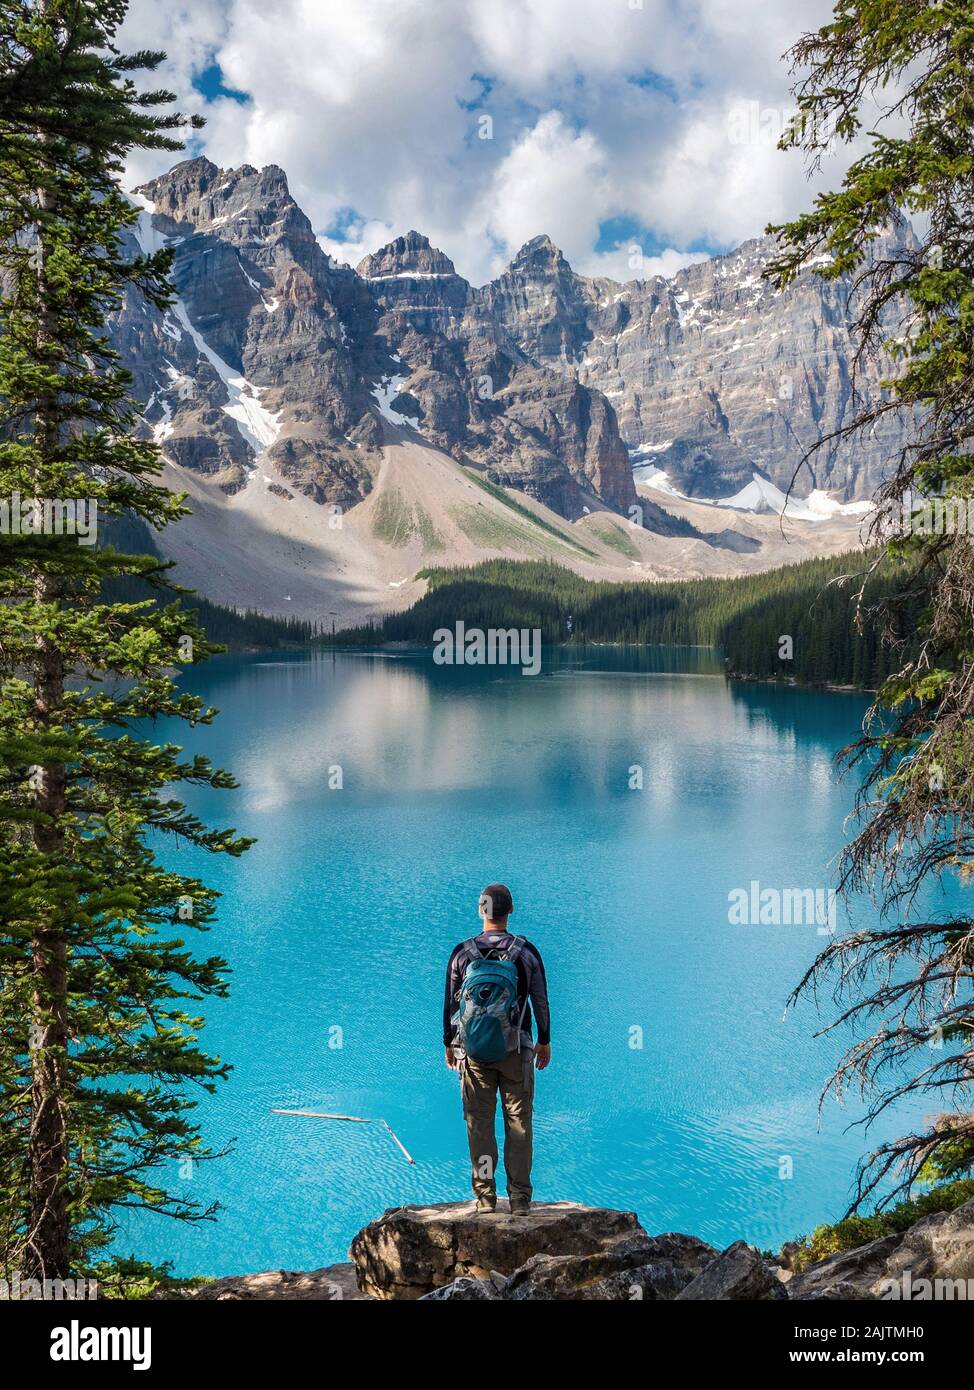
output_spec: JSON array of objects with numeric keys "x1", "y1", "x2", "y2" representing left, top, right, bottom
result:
[{"x1": 271, "y1": 1108, "x2": 416, "y2": 1164}]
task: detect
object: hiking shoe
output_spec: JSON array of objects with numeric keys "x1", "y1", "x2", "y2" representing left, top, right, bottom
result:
[
  {"x1": 509, "y1": 1200, "x2": 531, "y2": 1216},
  {"x1": 475, "y1": 1198, "x2": 496, "y2": 1214}
]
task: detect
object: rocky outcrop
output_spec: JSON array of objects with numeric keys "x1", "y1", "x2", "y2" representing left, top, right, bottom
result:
[
  {"x1": 176, "y1": 1193, "x2": 974, "y2": 1302},
  {"x1": 883, "y1": 1196, "x2": 974, "y2": 1289},
  {"x1": 675, "y1": 1239, "x2": 784, "y2": 1301},
  {"x1": 349, "y1": 1200, "x2": 643, "y2": 1300},
  {"x1": 497, "y1": 1229, "x2": 718, "y2": 1301},
  {"x1": 351, "y1": 1195, "x2": 974, "y2": 1301},
  {"x1": 787, "y1": 1197, "x2": 974, "y2": 1300},
  {"x1": 190, "y1": 1263, "x2": 367, "y2": 1300},
  {"x1": 420, "y1": 1232, "x2": 766, "y2": 1303},
  {"x1": 351, "y1": 1200, "x2": 760, "y2": 1302},
  {"x1": 358, "y1": 230, "x2": 463, "y2": 285},
  {"x1": 784, "y1": 1234, "x2": 902, "y2": 1300},
  {"x1": 420, "y1": 1274, "x2": 505, "y2": 1301},
  {"x1": 479, "y1": 235, "x2": 595, "y2": 368}
]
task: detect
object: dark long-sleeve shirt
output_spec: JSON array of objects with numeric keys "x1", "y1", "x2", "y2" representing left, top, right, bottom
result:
[{"x1": 443, "y1": 931, "x2": 550, "y2": 1048}]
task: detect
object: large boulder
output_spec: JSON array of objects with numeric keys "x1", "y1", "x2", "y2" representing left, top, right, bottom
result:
[
  {"x1": 881, "y1": 1197, "x2": 974, "y2": 1295},
  {"x1": 785, "y1": 1233, "x2": 903, "y2": 1300},
  {"x1": 676, "y1": 1240, "x2": 785, "y2": 1301},
  {"x1": 500, "y1": 1230, "x2": 718, "y2": 1301},
  {"x1": 350, "y1": 1200, "x2": 643, "y2": 1300}
]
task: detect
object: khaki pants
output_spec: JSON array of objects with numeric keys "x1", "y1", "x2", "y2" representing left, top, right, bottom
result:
[{"x1": 460, "y1": 1048, "x2": 534, "y2": 1203}]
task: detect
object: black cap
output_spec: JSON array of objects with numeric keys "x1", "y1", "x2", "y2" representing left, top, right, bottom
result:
[{"x1": 479, "y1": 883, "x2": 514, "y2": 919}]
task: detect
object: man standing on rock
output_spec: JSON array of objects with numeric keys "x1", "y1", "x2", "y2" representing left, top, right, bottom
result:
[{"x1": 444, "y1": 883, "x2": 551, "y2": 1214}]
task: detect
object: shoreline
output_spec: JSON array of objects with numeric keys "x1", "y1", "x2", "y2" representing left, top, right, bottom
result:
[{"x1": 248, "y1": 637, "x2": 878, "y2": 694}]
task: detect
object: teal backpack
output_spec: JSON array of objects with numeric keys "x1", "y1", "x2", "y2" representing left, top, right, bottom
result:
[{"x1": 453, "y1": 936, "x2": 528, "y2": 1063}]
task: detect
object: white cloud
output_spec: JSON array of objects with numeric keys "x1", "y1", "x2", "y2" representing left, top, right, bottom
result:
[
  {"x1": 578, "y1": 244, "x2": 710, "y2": 283},
  {"x1": 481, "y1": 113, "x2": 609, "y2": 270},
  {"x1": 318, "y1": 217, "x2": 397, "y2": 272},
  {"x1": 120, "y1": 0, "x2": 868, "y2": 285}
]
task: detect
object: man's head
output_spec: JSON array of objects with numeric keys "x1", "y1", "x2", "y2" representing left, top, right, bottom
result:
[{"x1": 479, "y1": 883, "x2": 514, "y2": 929}]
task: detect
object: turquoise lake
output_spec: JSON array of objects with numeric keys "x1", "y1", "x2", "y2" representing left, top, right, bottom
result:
[{"x1": 115, "y1": 647, "x2": 960, "y2": 1275}]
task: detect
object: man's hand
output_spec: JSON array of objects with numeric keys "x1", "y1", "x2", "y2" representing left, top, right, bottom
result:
[
  {"x1": 534, "y1": 1044, "x2": 551, "y2": 1071},
  {"x1": 445, "y1": 1046, "x2": 458, "y2": 1070}
]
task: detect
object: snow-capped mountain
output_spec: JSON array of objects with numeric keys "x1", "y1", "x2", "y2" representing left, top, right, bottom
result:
[
  {"x1": 119, "y1": 160, "x2": 638, "y2": 523},
  {"x1": 480, "y1": 229, "x2": 912, "y2": 502},
  {"x1": 109, "y1": 157, "x2": 905, "y2": 621}
]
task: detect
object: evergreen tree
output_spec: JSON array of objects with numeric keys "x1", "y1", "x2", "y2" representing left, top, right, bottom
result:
[
  {"x1": 769, "y1": 0, "x2": 974, "y2": 1204},
  {"x1": 334, "y1": 552, "x2": 916, "y2": 689},
  {"x1": 0, "y1": 0, "x2": 250, "y2": 1282}
]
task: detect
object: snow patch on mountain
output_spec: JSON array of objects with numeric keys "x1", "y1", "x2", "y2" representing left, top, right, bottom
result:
[
  {"x1": 163, "y1": 363, "x2": 196, "y2": 401},
  {"x1": 152, "y1": 397, "x2": 173, "y2": 443},
  {"x1": 632, "y1": 463, "x2": 682, "y2": 495},
  {"x1": 717, "y1": 474, "x2": 873, "y2": 520},
  {"x1": 365, "y1": 272, "x2": 456, "y2": 281},
  {"x1": 373, "y1": 365, "x2": 416, "y2": 428},
  {"x1": 239, "y1": 260, "x2": 280, "y2": 313},
  {"x1": 637, "y1": 467, "x2": 875, "y2": 522},
  {"x1": 170, "y1": 299, "x2": 281, "y2": 453},
  {"x1": 801, "y1": 489, "x2": 874, "y2": 519},
  {"x1": 129, "y1": 192, "x2": 281, "y2": 456},
  {"x1": 129, "y1": 192, "x2": 168, "y2": 256}
]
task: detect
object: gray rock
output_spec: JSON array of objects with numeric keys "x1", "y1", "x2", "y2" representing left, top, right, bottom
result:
[
  {"x1": 786, "y1": 1232, "x2": 905, "y2": 1300},
  {"x1": 675, "y1": 1239, "x2": 784, "y2": 1300},
  {"x1": 502, "y1": 1230, "x2": 719, "y2": 1301},
  {"x1": 349, "y1": 1199, "x2": 643, "y2": 1300},
  {"x1": 801, "y1": 1281, "x2": 879, "y2": 1301},
  {"x1": 789, "y1": 1196, "x2": 974, "y2": 1301},
  {"x1": 419, "y1": 1276, "x2": 502, "y2": 1301},
  {"x1": 190, "y1": 1262, "x2": 368, "y2": 1301},
  {"x1": 118, "y1": 157, "x2": 912, "y2": 537},
  {"x1": 359, "y1": 234, "x2": 637, "y2": 519},
  {"x1": 124, "y1": 157, "x2": 389, "y2": 508},
  {"x1": 120, "y1": 167, "x2": 640, "y2": 526},
  {"x1": 485, "y1": 227, "x2": 916, "y2": 502},
  {"x1": 882, "y1": 1196, "x2": 974, "y2": 1291}
]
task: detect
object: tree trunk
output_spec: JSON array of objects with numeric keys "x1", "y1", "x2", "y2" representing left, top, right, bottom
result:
[{"x1": 25, "y1": 158, "x2": 70, "y2": 1281}]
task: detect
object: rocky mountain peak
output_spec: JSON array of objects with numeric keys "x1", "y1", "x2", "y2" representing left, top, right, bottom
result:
[
  {"x1": 508, "y1": 234, "x2": 570, "y2": 276},
  {"x1": 167, "y1": 154, "x2": 219, "y2": 185},
  {"x1": 477, "y1": 235, "x2": 592, "y2": 380},
  {"x1": 358, "y1": 230, "x2": 459, "y2": 281},
  {"x1": 114, "y1": 149, "x2": 916, "y2": 578},
  {"x1": 135, "y1": 159, "x2": 304, "y2": 244},
  {"x1": 136, "y1": 155, "x2": 218, "y2": 206}
]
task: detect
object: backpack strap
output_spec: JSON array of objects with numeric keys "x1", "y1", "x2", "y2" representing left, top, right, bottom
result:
[
  {"x1": 455, "y1": 938, "x2": 485, "y2": 990},
  {"x1": 499, "y1": 937, "x2": 530, "y2": 1050},
  {"x1": 457, "y1": 934, "x2": 523, "y2": 983}
]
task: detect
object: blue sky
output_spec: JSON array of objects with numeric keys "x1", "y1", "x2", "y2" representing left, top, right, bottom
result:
[
  {"x1": 192, "y1": 62, "x2": 248, "y2": 105},
  {"x1": 121, "y1": 0, "x2": 862, "y2": 285}
]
